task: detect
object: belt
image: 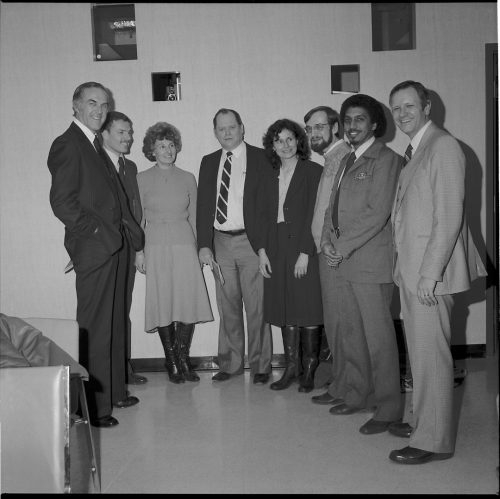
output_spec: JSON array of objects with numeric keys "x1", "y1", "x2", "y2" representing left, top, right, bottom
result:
[{"x1": 216, "y1": 229, "x2": 246, "y2": 236}]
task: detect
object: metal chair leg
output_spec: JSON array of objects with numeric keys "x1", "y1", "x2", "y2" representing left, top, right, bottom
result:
[{"x1": 75, "y1": 377, "x2": 101, "y2": 493}]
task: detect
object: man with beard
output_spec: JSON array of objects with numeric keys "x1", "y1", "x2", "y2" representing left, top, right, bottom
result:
[{"x1": 303, "y1": 106, "x2": 351, "y2": 397}]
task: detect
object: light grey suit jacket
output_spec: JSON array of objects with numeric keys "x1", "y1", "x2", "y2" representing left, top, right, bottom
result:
[{"x1": 391, "y1": 121, "x2": 486, "y2": 295}]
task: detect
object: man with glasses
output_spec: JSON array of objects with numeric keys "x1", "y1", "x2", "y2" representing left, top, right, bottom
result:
[{"x1": 303, "y1": 106, "x2": 350, "y2": 396}]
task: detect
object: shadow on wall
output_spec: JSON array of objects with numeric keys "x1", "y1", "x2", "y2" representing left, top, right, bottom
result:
[{"x1": 427, "y1": 89, "x2": 488, "y2": 346}]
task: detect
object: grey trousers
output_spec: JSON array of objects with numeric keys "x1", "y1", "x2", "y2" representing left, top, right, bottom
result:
[
  {"x1": 400, "y1": 282, "x2": 456, "y2": 453},
  {"x1": 213, "y1": 230, "x2": 272, "y2": 375}
]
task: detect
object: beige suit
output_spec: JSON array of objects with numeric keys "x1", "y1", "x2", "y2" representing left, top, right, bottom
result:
[{"x1": 392, "y1": 121, "x2": 486, "y2": 453}]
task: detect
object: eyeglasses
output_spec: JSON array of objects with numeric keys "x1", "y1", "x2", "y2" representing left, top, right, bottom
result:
[{"x1": 304, "y1": 123, "x2": 330, "y2": 134}]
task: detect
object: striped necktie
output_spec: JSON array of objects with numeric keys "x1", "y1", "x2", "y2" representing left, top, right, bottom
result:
[
  {"x1": 403, "y1": 144, "x2": 413, "y2": 167},
  {"x1": 216, "y1": 151, "x2": 233, "y2": 224}
]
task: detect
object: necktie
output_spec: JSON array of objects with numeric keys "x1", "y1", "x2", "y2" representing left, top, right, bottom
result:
[
  {"x1": 118, "y1": 156, "x2": 126, "y2": 179},
  {"x1": 216, "y1": 151, "x2": 233, "y2": 224},
  {"x1": 403, "y1": 143, "x2": 413, "y2": 167},
  {"x1": 93, "y1": 135, "x2": 114, "y2": 178},
  {"x1": 332, "y1": 152, "x2": 356, "y2": 235}
]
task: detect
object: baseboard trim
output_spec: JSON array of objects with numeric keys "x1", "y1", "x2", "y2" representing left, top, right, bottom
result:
[
  {"x1": 131, "y1": 354, "x2": 287, "y2": 373},
  {"x1": 131, "y1": 343, "x2": 485, "y2": 373}
]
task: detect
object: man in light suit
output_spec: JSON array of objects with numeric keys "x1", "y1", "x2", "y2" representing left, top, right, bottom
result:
[
  {"x1": 388, "y1": 80, "x2": 487, "y2": 464},
  {"x1": 197, "y1": 108, "x2": 272, "y2": 384},
  {"x1": 319, "y1": 94, "x2": 403, "y2": 435},
  {"x1": 303, "y1": 106, "x2": 351, "y2": 395},
  {"x1": 47, "y1": 82, "x2": 144, "y2": 427},
  {"x1": 101, "y1": 111, "x2": 148, "y2": 386}
]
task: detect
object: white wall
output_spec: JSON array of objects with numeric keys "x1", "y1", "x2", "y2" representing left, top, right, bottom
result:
[{"x1": 0, "y1": 3, "x2": 496, "y2": 359}]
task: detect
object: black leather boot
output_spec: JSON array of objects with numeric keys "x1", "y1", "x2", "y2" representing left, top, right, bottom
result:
[
  {"x1": 158, "y1": 324, "x2": 185, "y2": 384},
  {"x1": 270, "y1": 326, "x2": 300, "y2": 391},
  {"x1": 176, "y1": 322, "x2": 200, "y2": 382},
  {"x1": 298, "y1": 326, "x2": 322, "y2": 393}
]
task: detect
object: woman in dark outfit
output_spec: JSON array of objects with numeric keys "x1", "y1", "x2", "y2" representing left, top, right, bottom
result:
[{"x1": 256, "y1": 118, "x2": 323, "y2": 392}]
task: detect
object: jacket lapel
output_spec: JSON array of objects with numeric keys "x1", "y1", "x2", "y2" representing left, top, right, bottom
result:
[{"x1": 394, "y1": 122, "x2": 437, "y2": 212}]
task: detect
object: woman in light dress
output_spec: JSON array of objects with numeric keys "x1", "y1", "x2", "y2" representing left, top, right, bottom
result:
[{"x1": 136, "y1": 122, "x2": 213, "y2": 383}]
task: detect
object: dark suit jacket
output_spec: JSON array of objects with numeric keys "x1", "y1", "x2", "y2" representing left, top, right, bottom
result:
[
  {"x1": 321, "y1": 139, "x2": 402, "y2": 283},
  {"x1": 196, "y1": 142, "x2": 268, "y2": 254},
  {"x1": 255, "y1": 159, "x2": 322, "y2": 259},
  {"x1": 119, "y1": 157, "x2": 142, "y2": 225},
  {"x1": 47, "y1": 122, "x2": 143, "y2": 264}
]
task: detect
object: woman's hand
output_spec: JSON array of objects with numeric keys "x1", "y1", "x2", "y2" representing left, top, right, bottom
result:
[
  {"x1": 294, "y1": 253, "x2": 309, "y2": 278},
  {"x1": 258, "y1": 248, "x2": 272, "y2": 278},
  {"x1": 135, "y1": 251, "x2": 146, "y2": 274}
]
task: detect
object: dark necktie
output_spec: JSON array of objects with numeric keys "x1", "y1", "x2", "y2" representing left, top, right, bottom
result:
[
  {"x1": 216, "y1": 151, "x2": 233, "y2": 224},
  {"x1": 403, "y1": 143, "x2": 413, "y2": 167},
  {"x1": 332, "y1": 151, "x2": 356, "y2": 235},
  {"x1": 118, "y1": 156, "x2": 126, "y2": 178},
  {"x1": 93, "y1": 135, "x2": 115, "y2": 178}
]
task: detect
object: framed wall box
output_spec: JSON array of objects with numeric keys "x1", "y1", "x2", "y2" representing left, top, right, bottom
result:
[
  {"x1": 371, "y1": 3, "x2": 416, "y2": 52},
  {"x1": 331, "y1": 65, "x2": 360, "y2": 94},
  {"x1": 151, "y1": 72, "x2": 182, "y2": 101},
  {"x1": 92, "y1": 3, "x2": 137, "y2": 61}
]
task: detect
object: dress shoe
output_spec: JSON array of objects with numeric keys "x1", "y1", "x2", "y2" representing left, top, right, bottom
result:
[
  {"x1": 359, "y1": 418, "x2": 396, "y2": 435},
  {"x1": 311, "y1": 392, "x2": 344, "y2": 405},
  {"x1": 212, "y1": 371, "x2": 231, "y2": 381},
  {"x1": 329, "y1": 403, "x2": 360, "y2": 415},
  {"x1": 90, "y1": 415, "x2": 119, "y2": 428},
  {"x1": 253, "y1": 373, "x2": 270, "y2": 384},
  {"x1": 113, "y1": 395, "x2": 139, "y2": 408},
  {"x1": 389, "y1": 446, "x2": 453, "y2": 465},
  {"x1": 388, "y1": 422, "x2": 413, "y2": 438},
  {"x1": 128, "y1": 373, "x2": 148, "y2": 385}
]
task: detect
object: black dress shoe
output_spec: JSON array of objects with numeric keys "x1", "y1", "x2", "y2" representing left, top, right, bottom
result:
[
  {"x1": 212, "y1": 371, "x2": 231, "y2": 381},
  {"x1": 311, "y1": 392, "x2": 344, "y2": 405},
  {"x1": 388, "y1": 422, "x2": 413, "y2": 438},
  {"x1": 389, "y1": 446, "x2": 453, "y2": 465},
  {"x1": 329, "y1": 403, "x2": 360, "y2": 415},
  {"x1": 359, "y1": 418, "x2": 396, "y2": 435},
  {"x1": 128, "y1": 373, "x2": 148, "y2": 385},
  {"x1": 253, "y1": 373, "x2": 270, "y2": 384},
  {"x1": 90, "y1": 415, "x2": 119, "y2": 428},
  {"x1": 113, "y1": 395, "x2": 139, "y2": 408}
]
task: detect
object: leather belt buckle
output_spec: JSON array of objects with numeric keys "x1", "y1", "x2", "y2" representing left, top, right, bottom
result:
[{"x1": 218, "y1": 229, "x2": 246, "y2": 236}]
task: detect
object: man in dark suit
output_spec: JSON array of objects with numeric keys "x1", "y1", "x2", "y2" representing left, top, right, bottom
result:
[
  {"x1": 47, "y1": 82, "x2": 144, "y2": 427},
  {"x1": 101, "y1": 110, "x2": 148, "y2": 386},
  {"x1": 196, "y1": 108, "x2": 272, "y2": 384}
]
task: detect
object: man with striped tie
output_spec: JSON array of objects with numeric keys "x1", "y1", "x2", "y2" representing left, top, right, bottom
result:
[
  {"x1": 197, "y1": 109, "x2": 272, "y2": 384},
  {"x1": 388, "y1": 80, "x2": 486, "y2": 464}
]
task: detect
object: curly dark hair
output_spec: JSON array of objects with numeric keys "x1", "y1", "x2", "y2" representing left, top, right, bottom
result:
[
  {"x1": 262, "y1": 118, "x2": 311, "y2": 169},
  {"x1": 142, "y1": 121, "x2": 182, "y2": 162},
  {"x1": 340, "y1": 94, "x2": 387, "y2": 138}
]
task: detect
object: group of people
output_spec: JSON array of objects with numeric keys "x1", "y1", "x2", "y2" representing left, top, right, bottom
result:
[{"x1": 47, "y1": 79, "x2": 486, "y2": 466}]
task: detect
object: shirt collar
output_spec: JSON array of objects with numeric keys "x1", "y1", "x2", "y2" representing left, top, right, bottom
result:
[
  {"x1": 410, "y1": 120, "x2": 432, "y2": 152},
  {"x1": 103, "y1": 145, "x2": 121, "y2": 166},
  {"x1": 352, "y1": 136, "x2": 375, "y2": 159},
  {"x1": 323, "y1": 138, "x2": 345, "y2": 157},
  {"x1": 223, "y1": 141, "x2": 245, "y2": 159},
  {"x1": 73, "y1": 118, "x2": 97, "y2": 144}
]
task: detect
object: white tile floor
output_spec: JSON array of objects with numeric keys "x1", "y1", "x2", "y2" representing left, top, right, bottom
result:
[{"x1": 71, "y1": 356, "x2": 498, "y2": 494}]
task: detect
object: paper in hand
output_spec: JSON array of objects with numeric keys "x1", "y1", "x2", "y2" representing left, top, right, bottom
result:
[{"x1": 211, "y1": 261, "x2": 225, "y2": 285}]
